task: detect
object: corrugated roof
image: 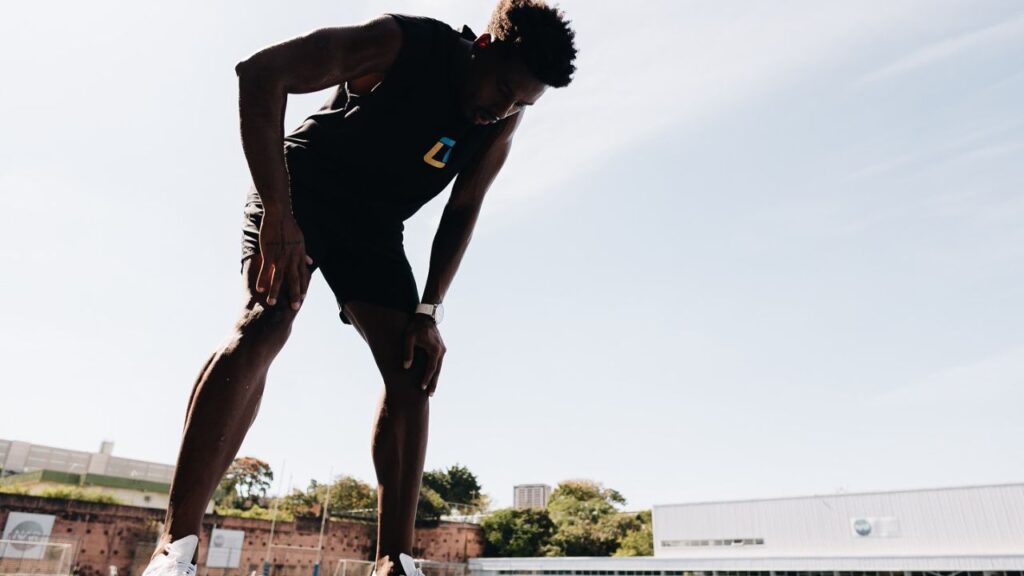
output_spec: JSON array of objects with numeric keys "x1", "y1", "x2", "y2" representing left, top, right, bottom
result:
[
  {"x1": 653, "y1": 482, "x2": 1024, "y2": 509},
  {"x1": 469, "y1": 554, "x2": 1024, "y2": 571}
]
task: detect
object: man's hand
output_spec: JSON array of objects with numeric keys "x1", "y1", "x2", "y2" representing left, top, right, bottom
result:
[
  {"x1": 256, "y1": 210, "x2": 314, "y2": 310},
  {"x1": 403, "y1": 314, "x2": 446, "y2": 397}
]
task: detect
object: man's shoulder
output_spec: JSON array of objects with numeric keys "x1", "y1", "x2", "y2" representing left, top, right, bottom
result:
[
  {"x1": 383, "y1": 13, "x2": 458, "y2": 41},
  {"x1": 377, "y1": 13, "x2": 463, "y2": 85}
]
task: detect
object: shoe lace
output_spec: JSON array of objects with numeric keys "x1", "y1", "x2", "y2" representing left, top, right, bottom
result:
[{"x1": 174, "y1": 560, "x2": 197, "y2": 576}]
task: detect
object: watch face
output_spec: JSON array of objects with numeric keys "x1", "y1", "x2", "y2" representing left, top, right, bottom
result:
[{"x1": 435, "y1": 303, "x2": 444, "y2": 323}]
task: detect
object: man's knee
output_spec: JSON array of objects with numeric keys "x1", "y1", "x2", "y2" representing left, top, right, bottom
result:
[
  {"x1": 224, "y1": 300, "x2": 299, "y2": 362},
  {"x1": 381, "y1": 353, "x2": 431, "y2": 407},
  {"x1": 237, "y1": 300, "x2": 298, "y2": 336},
  {"x1": 383, "y1": 383, "x2": 430, "y2": 409}
]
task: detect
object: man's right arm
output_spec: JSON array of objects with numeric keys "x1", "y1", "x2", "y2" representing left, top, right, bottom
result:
[
  {"x1": 234, "y1": 15, "x2": 402, "y2": 217},
  {"x1": 233, "y1": 15, "x2": 403, "y2": 308}
]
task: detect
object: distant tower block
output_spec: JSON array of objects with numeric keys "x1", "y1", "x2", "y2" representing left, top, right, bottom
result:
[{"x1": 514, "y1": 484, "x2": 551, "y2": 509}]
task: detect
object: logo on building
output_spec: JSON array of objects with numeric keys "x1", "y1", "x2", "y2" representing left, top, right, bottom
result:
[
  {"x1": 423, "y1": 137, "x2": 456, "y2": 168},
  {"x1": 7, "y1": 521, "x2": 46, "y2": 551},
  {"x1": 853, "y1": 518, "x2": 873, "y2": 536},
  {"x1": 1, "y1": 512, "x2": 56, "y2": 559},
  {"x1": 207, "y1": 527, "x2": 245, "y2": 569}
]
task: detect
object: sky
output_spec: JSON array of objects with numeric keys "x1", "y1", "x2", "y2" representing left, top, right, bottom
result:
[{"x1": 2, "y1": 0, "x2": 1023, "y2": 512}]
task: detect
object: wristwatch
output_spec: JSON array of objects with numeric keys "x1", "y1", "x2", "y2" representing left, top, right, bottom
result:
[{"x1": 415, "y1": 302, "x2": 444, "y2": 324}]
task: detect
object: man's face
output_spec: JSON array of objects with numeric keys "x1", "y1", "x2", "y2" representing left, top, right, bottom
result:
[{"x1": 461, "y1": 35, "x2": 548, "y2": 126}]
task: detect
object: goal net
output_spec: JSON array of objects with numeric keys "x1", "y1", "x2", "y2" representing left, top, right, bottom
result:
[{"x1": 0, "y1": 539, "x2": 74, "y2": 576}]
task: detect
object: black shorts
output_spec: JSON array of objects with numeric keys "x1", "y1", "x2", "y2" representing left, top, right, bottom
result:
[{"x1": 239, "y1": 151, "x2": 419, "y2": 326}]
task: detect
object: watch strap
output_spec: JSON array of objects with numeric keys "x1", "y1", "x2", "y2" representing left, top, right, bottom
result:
[{"x1": 415, "y1": 303, "x2": 441, "y2": 323}]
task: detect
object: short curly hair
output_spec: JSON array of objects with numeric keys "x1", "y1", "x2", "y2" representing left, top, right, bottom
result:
[{"x1": 486, "y1": 0, "x2": 577, "y2": 88}]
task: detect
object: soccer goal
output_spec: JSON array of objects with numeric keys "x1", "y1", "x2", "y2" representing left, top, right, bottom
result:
[
  {"x1": 329, "y1": 557, "x2": 466, "y2": 576},
  {"x1": 0, "y1": 539, "x2": 74, "y2": 576},
  {"x1": 412, "y1": 560, "x2": 466, "y2": 576},
  {"x1": 257, "y1": 544, "x2": 335, "y2": 576},
  {"x1": 330, "y1": 559, "x2": 373, "y2": 576}
]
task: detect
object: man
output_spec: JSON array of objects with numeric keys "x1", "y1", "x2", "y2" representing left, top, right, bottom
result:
[{"x1": 141, "y1": 2, "x2": 576, "y2": 576}]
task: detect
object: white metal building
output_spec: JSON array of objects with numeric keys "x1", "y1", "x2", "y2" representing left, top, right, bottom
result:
[{"x1": 470, "y1": 483, "x2": 1024, "y2": 576}]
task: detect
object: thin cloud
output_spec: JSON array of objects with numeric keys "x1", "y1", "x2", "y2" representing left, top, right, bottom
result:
[
  {"x1": 846, "y1": 115, "x2": 1024, "y2": 181},
  {"x1": 860, "y1": 12, "x2": 1024, "y2": 85},
  {"x1": 867, "y1": 344, "x2": 1024, "y2": 412},
  {"x1": 482, "y1": 2, "x2": 931, "y2": 217}
]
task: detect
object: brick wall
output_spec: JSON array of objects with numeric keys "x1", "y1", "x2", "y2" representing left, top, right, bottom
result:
[{"x1": 0, "y1": 494, "x2": 485, "y2": 576}]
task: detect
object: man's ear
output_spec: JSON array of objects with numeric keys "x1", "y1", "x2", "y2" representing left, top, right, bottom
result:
[{"x1": 473, "y1": 33, "x2": 492, "y2": 51}]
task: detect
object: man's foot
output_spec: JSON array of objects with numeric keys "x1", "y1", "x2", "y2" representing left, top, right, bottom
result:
[
  {"x1": 141, "y1": 535, "x2": 199, "y2": 576},
  {"x1": 371, "y1": 556, "x2": 395, "y2": 576},
  {"x1": 372, "y1": 554, "x2": 424, "y2": 576},
  {"x1": 398, "y1": 554, "x2": 425, "y2": 576}
]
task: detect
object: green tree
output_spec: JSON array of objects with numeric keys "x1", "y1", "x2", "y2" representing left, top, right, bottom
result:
[
  {"x1": 217, "y1": 503, "x2": 294, "y2": 522},
  {"x1": 421, "y1": 469, "x2": 447, "y2": 496},
  {"x1": 545, "y1": 480, "x2": 633, "y2": 557},
  {"x1": 415, "y1": 485, "x2": 450, "y2": 524},
  {"x1": 421, "y1": 463, "x2": 485, "y2": 512},
  {"x1": 614, "y1": 510, "x2": 653, "y2": 556},
  {"x1": 475, "y1": 492, "x2": 494, "y2": 512},
  {"x1": 279, "y1": 483, "x2": 320, "y2": 518},
  {"x1": 444, "y1": 464, "x2": 483, "y2": 507},
  {"x1": 480, "y1": 508, "x2": 556, "y2": 557},
  {"x1": 279, "y1": 476, "x2": 377, "y2": 520},
  {"x1": 328, "y1": 475, "x2": 377, "y2": 517},
  {"x1": 216, "y1": 457, "x2": 273, "y2": 510}
]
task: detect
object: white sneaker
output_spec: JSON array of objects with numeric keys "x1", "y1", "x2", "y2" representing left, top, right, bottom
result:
[
  {"x1": 370, "y1": 553, "x2": 424, "y2": 576},
  {"x1": 398, "y1": 553, "x2": 425, "y2": 576},
  {"x1": 141, "y1": 535, "x2": 199, "y2": 576}
]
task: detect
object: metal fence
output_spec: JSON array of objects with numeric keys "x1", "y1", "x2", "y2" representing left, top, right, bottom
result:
[{"x1": 331, "y1": 558, "x2": 467, "y2": 576}]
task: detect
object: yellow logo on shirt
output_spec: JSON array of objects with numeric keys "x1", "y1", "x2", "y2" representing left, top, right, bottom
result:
[{"x1": 423, "y1": 137, "x2": 456, "y2": 168}]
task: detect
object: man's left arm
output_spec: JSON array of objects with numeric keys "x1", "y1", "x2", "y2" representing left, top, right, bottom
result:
[
  {"x1": 402, "y1": 112, "x2": 524, "y2": 395},
  {"x1": 422, "y1": 112, "x2": 523, "y2": 305}
]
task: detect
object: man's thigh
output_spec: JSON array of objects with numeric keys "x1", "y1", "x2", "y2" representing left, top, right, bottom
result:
[
  {"x1": 316, "y1": 237, "x2": 420, "y2": 326},
  {"x1": 238, "y1": 252, "x2": 318, "y2": 329},
  {"x1": 239, "y1": 180, "x2": 323, "y2": 312}
]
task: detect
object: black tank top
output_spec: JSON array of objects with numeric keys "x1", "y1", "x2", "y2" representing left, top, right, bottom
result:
[{"x1": 283, "y1": 14, "x2": 496, "y2": 230}]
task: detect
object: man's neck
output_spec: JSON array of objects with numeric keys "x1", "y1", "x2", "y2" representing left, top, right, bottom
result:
[{"x1": 451, "y1": 37, "x2": 475, "y2": 124}]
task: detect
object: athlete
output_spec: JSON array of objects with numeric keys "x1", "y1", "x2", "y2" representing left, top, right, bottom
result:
[{"x1": 141, "y1": 2, "x2": 577, "y2": 576}]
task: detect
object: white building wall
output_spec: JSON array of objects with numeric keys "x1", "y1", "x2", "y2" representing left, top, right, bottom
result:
[
  {"x1": 104, "y1": 456, "x2": 174, "y2": 483},
  {"x1": 0, "y1": 439, "x2": 173, "y2": 483},
  {"x1": 0, "y1": 439, "x2": 10, "y2": 472},
  {"x1": 1, "y1": 440, "x2": 34, "y2": 473},
  {"x1": 87, "y1": 451, "x2": 111, "y2": 475},
  {"x1": 653, "y1": 483, "x2": 1024, "y2": 558}
]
